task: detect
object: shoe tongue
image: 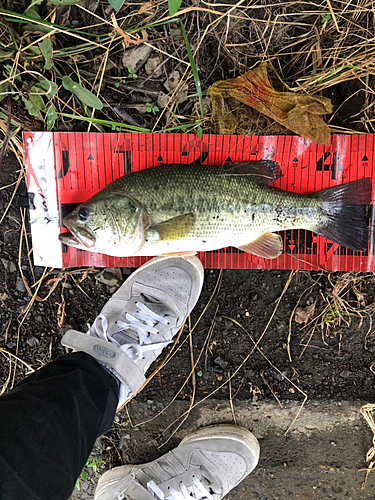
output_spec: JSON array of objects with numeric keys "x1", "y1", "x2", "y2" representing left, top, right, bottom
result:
[
  {"x1": 112, "y1": 330, "x2": 138, "y2": 345},
  {"x1": 141, "y1": 293, "x2": 173, "y2": 317},
  {"x1": 111, "y1": 295, "x2": 174, "y2": 347},
  {"x1": 133, "y1": 282, "x2": 183, "y2": 318}
]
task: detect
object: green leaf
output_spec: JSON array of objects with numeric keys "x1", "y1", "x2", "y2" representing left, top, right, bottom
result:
[
  {"x1": 46, "y1": 105, "x2": 57, "y2": 130},
  {"x1": 75, "y1": 479, "x2": 81, "y2": 492},
  {"x1": 24, "y1": 8, "x2": 41, "y2": 18},
  {"x1": 38, "y1": 37, "x2": 53, "y2": 70},
  {"x1": 168, "y1": 0, "x2": 182, "y2": 16},
  {"x1": 62, "y1": 76, "x2": 103, "y2": 110},
  {"x1": 197, "y1": 370, "x2": 203, "y2": 377},
  {"x1": 23, "y1": 23, "x2": 54, "y2": 34},
  {"x1": 23, "y1": 97, "x2": 40, "y2": 117},
  {"x1": 80, "y1": 472, "x2": 89, "y2": 480},
  {"x1": 35, "y1": 79, "x2": 58, "y2": 97},
  {"x1": 24, "y1": 0, "x2": 43, "y2": 14},
  {"x1": 26, "y1": 46, "x2": 41, "y2": 56},
  {"x1": 108, "y1": 0, "x2": 124, "y2": 11},
  {"x1": 23, "y1": 7, "x2": 54, "y2": 34},
  {"x1": 29, "y1": 86, "x2": 46, "y2": 111}
]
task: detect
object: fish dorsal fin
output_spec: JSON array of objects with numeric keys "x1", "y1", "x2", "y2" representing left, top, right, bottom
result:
[
  {"x1": 237, "y1": 232, "x2": 283, "y2": 259},
  {"x1": 151, "y1": 214, "x2": 195, "y2": 241},
  {"x1": 224, "y1": 160, "x2": 282, "y2": 185}
]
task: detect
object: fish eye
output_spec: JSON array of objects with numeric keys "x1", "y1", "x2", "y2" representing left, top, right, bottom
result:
[
  {"x1": 128, "y1": 201, "x2": 137, "y2": 213},
  {"x1": 78, "y1": 207, "x2": 89, "y2": 220}
]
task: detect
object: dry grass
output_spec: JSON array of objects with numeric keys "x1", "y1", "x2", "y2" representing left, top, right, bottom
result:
[
  {"x1": 292, "y1": 273, "x2": 375, "y2": 358},
  {"x1": 2, "y1": 0, "x2": 375, "y2": 144}
]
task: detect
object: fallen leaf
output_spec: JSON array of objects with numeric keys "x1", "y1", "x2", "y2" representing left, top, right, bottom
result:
[
  {"x1": 294, "y1": 300, "x2": 317, "y2": 324},
  {"x1": 208, "y1": 63, "x2": 333, "y2": 145}
]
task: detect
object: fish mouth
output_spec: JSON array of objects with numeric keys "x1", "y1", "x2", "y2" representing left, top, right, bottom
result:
[{"x1": 59, "y1": 221, "x2": 96, "y2": 249}]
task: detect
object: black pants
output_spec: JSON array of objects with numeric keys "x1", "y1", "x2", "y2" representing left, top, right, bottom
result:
[{"x1": 0, "y1": 352, "x2": 119, "y2": 500}]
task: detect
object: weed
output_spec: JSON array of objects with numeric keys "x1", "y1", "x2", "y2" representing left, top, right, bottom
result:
[
  {"x1": 114, "y1": 79, "x2": 126, "y2": 88},
  {"x1": 145, "y1": 103, "x2": 159, "y2": 115},
  {"x1": 321, "y1": 12, "x2": 331, "y2": 23},
  {"x1": 325, "y1": 307, "x2": 350, "y2": 325},
  {"x1": 75, "y1": 455, "x2": 105, "y2": 493},
  {"x1": 127, "y1": 67, "x2": 138, "y2": 79}
]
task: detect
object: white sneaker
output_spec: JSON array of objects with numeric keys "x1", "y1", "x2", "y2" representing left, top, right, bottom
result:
[
  {"x1": 61, "y1": 256, "x2": 204, "y2": 407},
  {"x1": 95, "y1": 424, "x2": 260, "y2": 500}
]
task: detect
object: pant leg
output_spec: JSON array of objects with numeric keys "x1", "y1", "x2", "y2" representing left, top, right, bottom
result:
[{"x1": 0, "y1": 352, "x2": 119, "y2": 500}]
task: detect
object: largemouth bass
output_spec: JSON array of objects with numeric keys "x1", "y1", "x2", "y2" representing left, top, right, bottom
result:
[{"x1": 59, "y1": 161, "x2": 372, "y2": 259}]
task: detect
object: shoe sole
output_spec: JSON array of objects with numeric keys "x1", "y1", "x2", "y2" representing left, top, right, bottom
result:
[{"x1": 95, "y1": 424, "x2": 259, "y2": 500}]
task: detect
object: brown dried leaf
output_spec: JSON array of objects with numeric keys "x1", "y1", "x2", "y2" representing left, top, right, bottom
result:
[
  {"x1": 208, "y1": 64, "x2": 333, "y2": 145},
  {"x1": 294, "y1": 301, "x2": 317, "y2": 324}
]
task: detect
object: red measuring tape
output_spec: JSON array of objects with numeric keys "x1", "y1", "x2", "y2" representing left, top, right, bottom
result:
[{"x1": 23, "y1": 131, "x2": 375, "y2": 270}]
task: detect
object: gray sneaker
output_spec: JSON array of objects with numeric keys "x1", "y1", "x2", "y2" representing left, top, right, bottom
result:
[
  {"x1": 61, "y1": 256, "x2": 204, "y2": 407},
  {"x1": 94, "y1": 424, "x2": 260, "y2": 500}
]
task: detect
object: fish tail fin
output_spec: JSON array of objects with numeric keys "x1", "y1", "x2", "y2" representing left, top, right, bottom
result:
[{"x1": 314, "y1": 178, "x2": 373, "y2": 251}]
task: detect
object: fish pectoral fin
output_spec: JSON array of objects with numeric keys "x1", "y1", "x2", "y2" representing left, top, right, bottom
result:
[
  {"x1": 151, "y1": 213, "x2": 195, "y2": 241},
  {"x1": 237, "y1": 232, "x2": 283, "y2": 259}
]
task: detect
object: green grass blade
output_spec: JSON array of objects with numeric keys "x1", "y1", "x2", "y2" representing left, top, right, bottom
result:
[
  {"x1": 0, "y1": 8, "x2": 109, "y2": 39},
  {"x1": 158, "y1": 121, "x2": 203, "y2": 133},
  {"x1": 58, "y1": 112, "x2": 151, "y2": 132},
  {"x1": 178, "y1": 19, "x2": 204, "y2": 120}
]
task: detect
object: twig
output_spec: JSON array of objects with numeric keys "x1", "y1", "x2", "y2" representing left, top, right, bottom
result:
[
  {"x1": 0, "y1": 89, "x2": 12, "y2": 169},
  {"x1": 260, "y1": 370, "x2": 282, "y2": 408},
  {"x1": 0, "y1": 348, "x2": 35, "y2": 372},
  {"x1": 228, "y1": 371, "x2": 237, "y2": 424}
]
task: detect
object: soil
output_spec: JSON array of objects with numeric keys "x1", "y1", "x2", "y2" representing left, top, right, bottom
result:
[{"x1": 2, "y1": 151, "x2": 375, "y2": 499}]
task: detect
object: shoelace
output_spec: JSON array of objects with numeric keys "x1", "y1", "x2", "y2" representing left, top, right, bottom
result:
[
  {"x1": 147, "y1": 476, "x2": 214, "y2": 500},
  {"x1": 90, "y1": 301, "x2": 171, "y2": 361}
]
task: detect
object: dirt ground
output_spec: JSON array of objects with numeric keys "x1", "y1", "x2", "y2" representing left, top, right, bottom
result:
[{"x1": 2, "y1": 150, "x2": 375, "y2": 497}]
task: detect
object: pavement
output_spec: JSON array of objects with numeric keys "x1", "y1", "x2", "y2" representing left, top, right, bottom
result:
[{"x1": 70, "y1": 398, "x2": 375, "y2": 500}]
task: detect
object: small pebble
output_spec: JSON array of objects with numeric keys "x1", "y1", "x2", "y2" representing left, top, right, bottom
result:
[
  {"x1": 214, "y1": 356, "x2": 228, "y2": 369},
  {"x1": 16, "y1": 277, "x2": 26, "y2": 293}
]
